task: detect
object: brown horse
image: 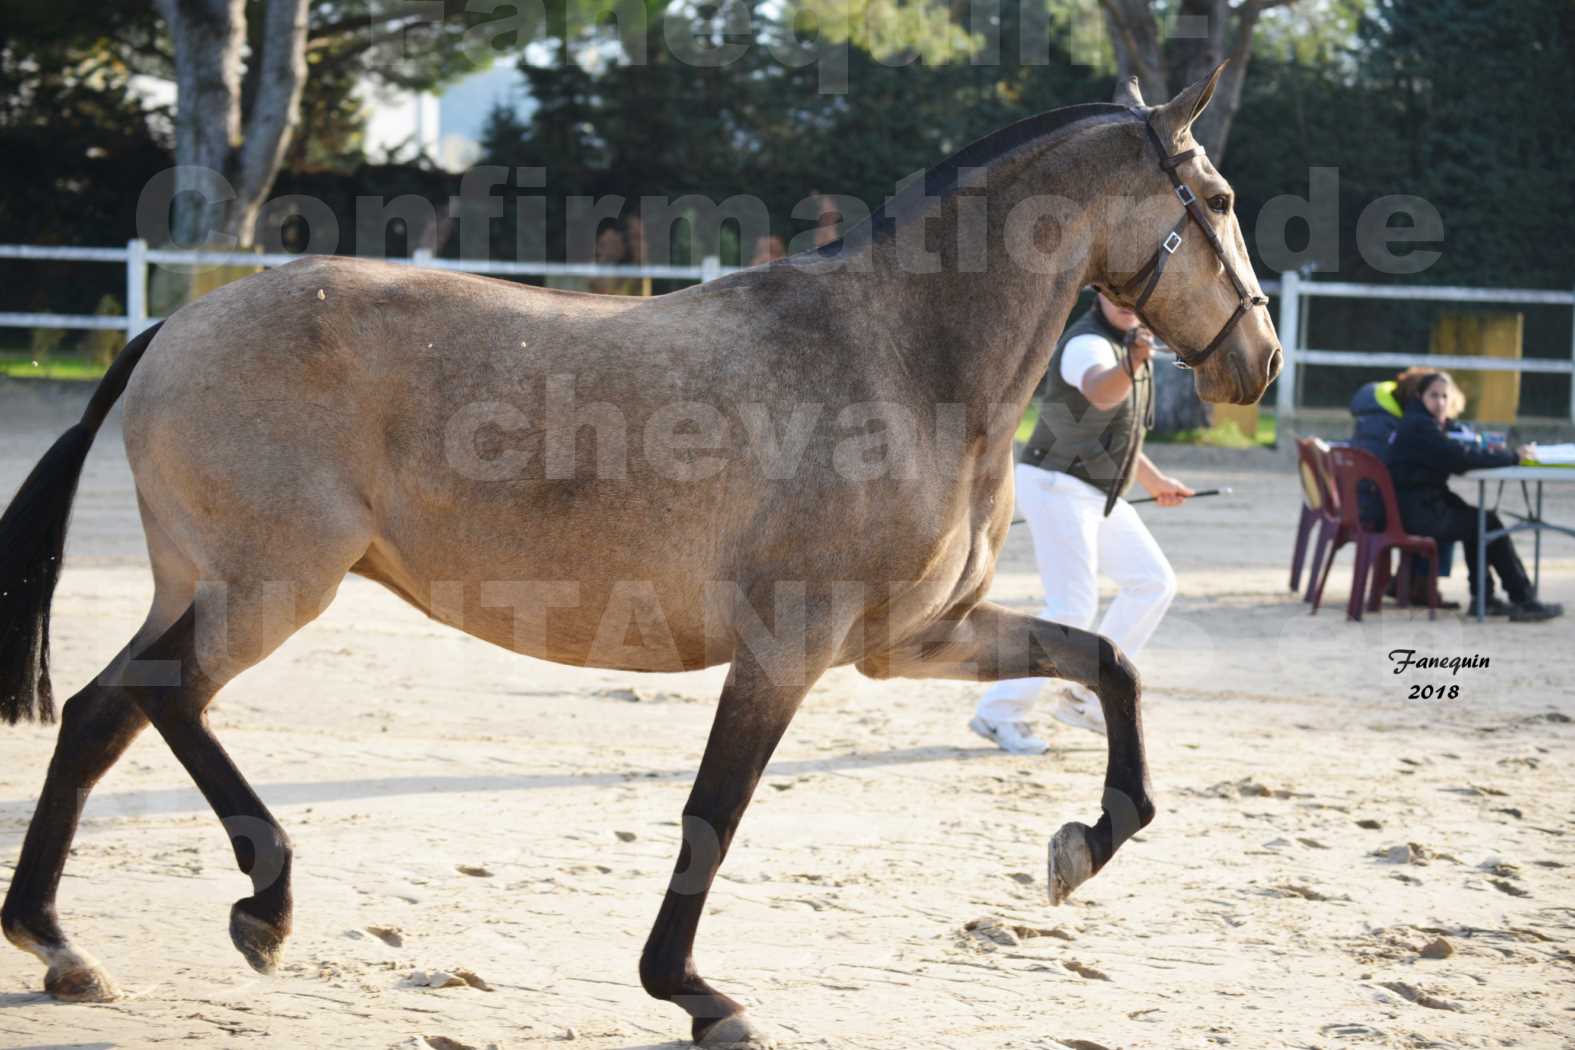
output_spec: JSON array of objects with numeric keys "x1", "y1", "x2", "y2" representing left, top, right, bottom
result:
[{"x1": 0, "y1": 69, "x2": 1277, "y2": 1046}]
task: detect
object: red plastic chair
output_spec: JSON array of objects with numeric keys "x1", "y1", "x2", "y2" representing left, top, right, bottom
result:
[
  {"x1": 1301, "y1": 439, "x2": 1349, "y2": 611},
  {"x1": 1322, "y1": 446, "x2": 1439, "y2": 622}
]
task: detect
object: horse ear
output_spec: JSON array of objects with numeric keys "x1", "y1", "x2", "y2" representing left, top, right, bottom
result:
[
  {"x1": 1113, "y1": 76, "x2": 1145, "y2": 109},
  {"x1": 1154, "y1": 60, "x2": 1227, "y2": 143}
]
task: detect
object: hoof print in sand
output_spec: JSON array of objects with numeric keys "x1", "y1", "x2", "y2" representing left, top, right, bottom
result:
[
  {"x1": 368, "y1": 925, "x2": 406, "y2": 947},
  {"x1": 1379, "y1": 980, "x2": 1462, "y2": 1012},
  {"x1": 408, "y1": 968, "x2": 494, "y2": 991}
]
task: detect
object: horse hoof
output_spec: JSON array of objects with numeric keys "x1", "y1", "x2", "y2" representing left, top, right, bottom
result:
[
  {"x1": 229, "y1": 904, "x2": 286, "y2": 974},
  {"x1": 696, "y1": 1012, "x2": 779, "y2": 1049},
  {"x1": 1047, "y1": 822, "x2": 1094, "y2": 906},
  {"x1": 45, "y1": 960, "x2": 120, "y2": 1002}
]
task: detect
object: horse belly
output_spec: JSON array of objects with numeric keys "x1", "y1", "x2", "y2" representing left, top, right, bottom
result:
[{"x1": 355, "y1": 523, "x2": 724, "y2": 672}]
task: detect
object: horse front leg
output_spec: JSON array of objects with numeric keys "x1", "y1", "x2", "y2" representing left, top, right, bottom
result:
[
  {"x1": 640, "y1": 639, "x2": 829, "y2": 1048},
  {"x1": 862, "y1": 600, "x2": 1155, "y2": 904}
]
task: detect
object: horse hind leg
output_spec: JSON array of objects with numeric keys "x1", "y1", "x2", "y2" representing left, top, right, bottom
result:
[
  {"x1": 1, "y1": 659, "x2": 150, "y2": 1000},
  {"x1": 126, "y1": 542, "x2": 365, "y2": 976},
  {"x1": 127, "y1": 596, "x2": 296, "y2": 974},
  {"x1": 1, "y1": 571, "x2": 193, "y2": 1000},
  {"x1": 109, "y1": 446, "x2": 374, "y2": 977},
  {"x1": 5, "y1": 530, "x2": 362, "y2": 997}
]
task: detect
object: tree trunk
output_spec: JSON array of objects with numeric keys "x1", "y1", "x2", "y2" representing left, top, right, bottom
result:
[
  {"x1": 1100, "y1": 0, "x2": 1170, "y2": 104},
  {"x1": 154, "y1": 0, "x2": 308, "y2": 248},
  {"x1": 1100, "y1": 0, "x2": 1290, "y2": 166}
]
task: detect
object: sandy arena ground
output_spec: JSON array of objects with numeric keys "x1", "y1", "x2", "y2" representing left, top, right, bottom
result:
[{"x1": 0, "y1": 380, "x2": 1571, "y2": 1050}]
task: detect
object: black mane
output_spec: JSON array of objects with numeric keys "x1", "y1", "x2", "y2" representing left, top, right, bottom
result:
[{"x1": 819, "y1": 102, "x2": 1139, "y2": 255}]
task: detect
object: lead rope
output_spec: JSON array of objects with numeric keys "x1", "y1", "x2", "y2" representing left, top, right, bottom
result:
[{"x1": 1102, "y1": 334, "x2": 1154, "y2": 518}]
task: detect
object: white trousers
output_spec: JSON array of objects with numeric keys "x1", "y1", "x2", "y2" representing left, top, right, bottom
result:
[{"x1": 976, "y1": 463, "x2": 1177, "y2": 723}]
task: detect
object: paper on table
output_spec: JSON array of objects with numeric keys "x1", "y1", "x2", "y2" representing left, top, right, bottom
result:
[{"x1": 1524, "y1": 442, "x2": 1575, "y2": 466}]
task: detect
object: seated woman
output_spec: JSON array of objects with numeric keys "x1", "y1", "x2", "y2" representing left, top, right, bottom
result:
[
  {"x1": 1351, "y1": 367, "x2": 1482, "y2": 458},
  {"x1": 1349, "y1": 367, "x2": 1457, "y2": 604},
  {"x1": 1388, "y1": 370, "x2": 1562, "y2": 622}
]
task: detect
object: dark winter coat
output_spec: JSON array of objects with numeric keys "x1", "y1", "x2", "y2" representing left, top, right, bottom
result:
[
  {"x1": 1348, "y1": 380, "x2": 1403, "y2": 463},
  {"x1": 1389, "y1": 400, "x2": 1516, "y2": 536}
]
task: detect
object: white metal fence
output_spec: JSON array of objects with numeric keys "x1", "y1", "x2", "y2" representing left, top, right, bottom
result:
[
  {"x1": 4, "y1": 241, "x2": 1573, "y2": 422},
  {"x1": 1275, "y1": 270, "x2": 1575, "y2": 422},
  {"x1": 0, "y1": 240, "x2": 731, "y2": 341}
]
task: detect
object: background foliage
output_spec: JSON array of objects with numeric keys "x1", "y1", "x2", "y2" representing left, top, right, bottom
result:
[{"x1": 2, "y1": 0, "x2": 1571, "y2": 412}]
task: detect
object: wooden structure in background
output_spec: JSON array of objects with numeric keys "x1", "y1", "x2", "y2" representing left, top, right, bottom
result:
[
  {"x1": 1430, "y1": 312, "x2": 1523, "y2": 422},
  {"x1": 1212, "y1": 401, "x2": 1260, "y2": 442}
]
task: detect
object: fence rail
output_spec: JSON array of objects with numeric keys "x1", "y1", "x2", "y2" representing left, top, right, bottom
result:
[
  {"x1": 0, "y1": 241, "x2": 731, "y2": 342},
  {"x1": 6, "y1": 242, "x2": 1574, "y2": 421},
  {"x1": 1275, "y1": 270, "x2": 1575, "y2": 424}
]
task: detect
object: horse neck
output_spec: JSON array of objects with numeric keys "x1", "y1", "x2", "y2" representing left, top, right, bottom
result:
[{"x1": 861, "y1": 123, "x2": 1126, "y2": 436}]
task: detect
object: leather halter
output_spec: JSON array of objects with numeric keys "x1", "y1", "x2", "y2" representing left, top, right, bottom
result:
[{"x1": 1110, "y1": 115, "x2": 1269, "y2": 371}]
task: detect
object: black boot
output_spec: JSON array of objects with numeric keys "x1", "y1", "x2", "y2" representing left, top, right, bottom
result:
[{"x1": 1508, "y1": 599, "x2": 1564, "y2": 623}]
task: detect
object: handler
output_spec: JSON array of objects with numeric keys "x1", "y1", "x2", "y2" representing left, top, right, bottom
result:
[{"x1": 971, "y1": 291, "x2": 1192, "y2": 755}]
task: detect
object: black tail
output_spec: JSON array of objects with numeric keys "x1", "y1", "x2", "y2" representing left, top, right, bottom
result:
[{"x1": 0, "y1": 322, "x2": 163, "y2": 724}]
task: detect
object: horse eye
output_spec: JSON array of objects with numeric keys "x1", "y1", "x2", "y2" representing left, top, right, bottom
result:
[{"x1": 1209, "y1": 194, "x2": 1231, "y2": 214}]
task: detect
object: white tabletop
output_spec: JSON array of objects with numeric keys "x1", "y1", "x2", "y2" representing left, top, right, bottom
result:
[{"x1": 1462, "y1": 465, "x2": 1575, "y2": 481}]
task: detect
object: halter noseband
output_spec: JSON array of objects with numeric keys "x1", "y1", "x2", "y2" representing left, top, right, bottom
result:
[{"x1": 1110, "y1": 115, "x2": 1269, "y2": 371}]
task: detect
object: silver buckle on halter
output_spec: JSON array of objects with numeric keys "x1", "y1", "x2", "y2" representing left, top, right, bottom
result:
[
  {"x1": 1176, "y1": 184, "x2": 1196, "y2": 206},
  {"x1": 1162, "y1": 231, "x2": 1183, "y2": 254}
]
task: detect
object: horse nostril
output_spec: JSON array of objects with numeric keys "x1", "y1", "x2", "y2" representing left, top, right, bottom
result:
[{"x1": 1267, "y1": 346, "x2": 1284, "y2": 382}]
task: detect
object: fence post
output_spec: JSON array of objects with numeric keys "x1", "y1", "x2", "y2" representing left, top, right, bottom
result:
[
  {"x1": 701, "y1": 255, "x2": 721, "y2": 283},
  {"x1": 126, "y1": 238, "x2": 148, "y2": 340},
  {"x1": 1276, "y1": 269, "x2": 1300, "y2": 424}
]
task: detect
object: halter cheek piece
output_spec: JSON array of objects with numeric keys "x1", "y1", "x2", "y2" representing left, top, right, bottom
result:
[{"x1": 1108, "y1": 116, "x2": 1269, "y2": 371}]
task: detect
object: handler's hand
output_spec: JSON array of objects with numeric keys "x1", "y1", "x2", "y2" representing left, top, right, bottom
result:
[
  {"x1": 1123, "y1": 326, "x2": 1155, "y2": 369},
  {"x1": 1517, "y1": 442, "x2": 1538, "y2": 462},
  {"x1": 1144, "y1": 475, "x2": 1194, "y2": 508}
]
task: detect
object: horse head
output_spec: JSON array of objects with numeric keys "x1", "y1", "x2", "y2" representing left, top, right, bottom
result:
[{"x1": 1094, "y1": 65, "x2": 1283, "y2": 406}]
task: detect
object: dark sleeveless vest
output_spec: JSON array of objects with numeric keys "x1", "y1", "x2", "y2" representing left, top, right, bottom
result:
[{"x1": 1019, "y1": 304, "x2": 1153, "y2": 510}]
